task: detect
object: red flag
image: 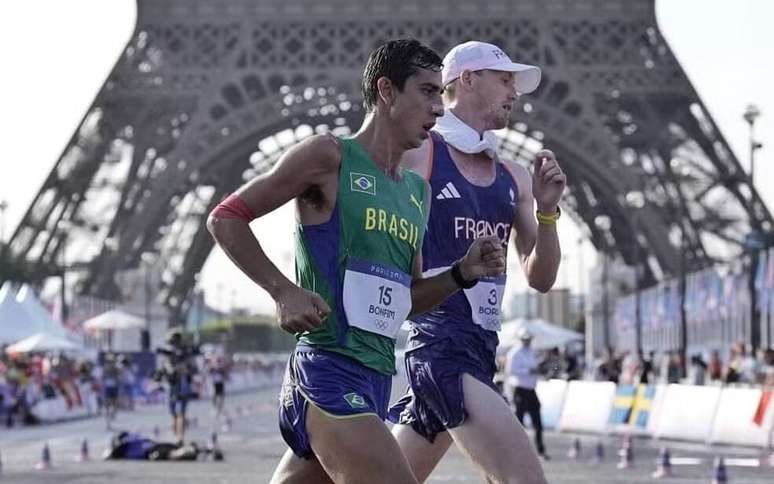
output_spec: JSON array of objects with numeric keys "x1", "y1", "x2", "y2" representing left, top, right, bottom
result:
[{"x1": 753, "y1": 390, "x2": 772, "y2": 426}]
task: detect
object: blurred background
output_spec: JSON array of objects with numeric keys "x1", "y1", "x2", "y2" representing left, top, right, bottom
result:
[{"x1": 0, "y1": 0, "x2": 772, "y2": 434}]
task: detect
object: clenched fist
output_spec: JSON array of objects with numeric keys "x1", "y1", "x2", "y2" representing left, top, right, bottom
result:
[
  {"x1": 459, "y1": 235, "x2": 507, "y2": 280},
  {"x1": 274, "y1": 286, "x2": 331, "y2": 334}
]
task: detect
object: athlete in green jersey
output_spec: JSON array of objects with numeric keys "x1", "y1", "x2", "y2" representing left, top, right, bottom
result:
[
  {"x1": 208, "y1": 39, "x2": 506, "y2": 484},
  {"x1": 295, "y1": 135, "x2": 428, "y2": 375}
]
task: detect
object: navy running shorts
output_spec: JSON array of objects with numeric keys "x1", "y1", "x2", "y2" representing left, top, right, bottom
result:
[
  {"x1": 278, "y1": 346, "x2": 392, "y2": 459},
  {"x1": 388, "y1": 338, "x2": 497, "y2": 442}
]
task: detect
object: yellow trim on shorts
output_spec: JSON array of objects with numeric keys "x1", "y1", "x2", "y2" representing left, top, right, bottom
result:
[{"x1": 295, "y1": 386, "x2": 379, "y2": 420}]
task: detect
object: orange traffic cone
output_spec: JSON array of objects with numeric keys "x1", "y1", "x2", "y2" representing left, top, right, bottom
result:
[
  {"x1": 651, "y1": 446, "x2": 672, "y2": 478},
  {"x1": 76, "y1": 438, "x2": 90, "y2": 462},
  {"x1": 591, "y1": 440, "x2": 604, "y2": 464},
  {"x1": 567, "y1": 437, "x2": 581, "y2": 460},
  {"x1": 35, "y1": 442, "x2": 52, "y2": 470},
  {"x1": 711, "y1": 456, "x2": 727, "y2": 484},
  {"x1": 209, "y1": 432, "x2": 224, "y2": 461}
]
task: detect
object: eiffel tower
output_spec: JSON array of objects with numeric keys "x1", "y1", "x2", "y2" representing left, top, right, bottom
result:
[{"x1": 6, "y1": 0, "x2": 772, "y2": 324}]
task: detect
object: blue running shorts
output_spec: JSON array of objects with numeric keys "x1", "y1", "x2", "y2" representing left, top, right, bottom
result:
[
  {"x1": 278, "y1": 346, "x2": 392, "y2": 459},
  {"x1": 169, "y1": 395, "x2": 188, "y2": 417},
  {"x1": 388, "y1": 338, "x2": 497, "y2": 442}
]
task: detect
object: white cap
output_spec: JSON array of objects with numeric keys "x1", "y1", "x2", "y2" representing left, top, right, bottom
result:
[
  {"x1": 518, "y1": 328, "x2": 533, "y2": 340},
  {"x1": 442, "y1": 41, "x2": 542, "y2": 94}
]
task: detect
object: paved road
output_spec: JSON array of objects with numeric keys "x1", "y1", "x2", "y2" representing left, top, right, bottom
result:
[{"x1": 1, "y1": 385, "x2": 772, "y2": 483}]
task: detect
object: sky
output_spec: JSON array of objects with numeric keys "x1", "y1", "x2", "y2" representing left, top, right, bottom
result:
[{"x1": 0, "y1": 0, "x2": 772, "y2": 314}]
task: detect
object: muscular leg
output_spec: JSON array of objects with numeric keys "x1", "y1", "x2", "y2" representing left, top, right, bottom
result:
[
  {"x1": 447, "y1": 374, "x2": 546, "y2": 484},
  {"x1": 270, "y1": 448, "x2": 334, "y2": 484},
  {"x1": 392, "y1": 424, "x2": 453, "y2": 483},
  {"x1": 306, "y1": 404, "x2": 419, "y2": 484}
]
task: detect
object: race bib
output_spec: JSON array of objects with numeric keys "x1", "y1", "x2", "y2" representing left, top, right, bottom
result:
[
  {"x1": 463, "y1": 274, "x2": 506, "y2": 331},
  {"x1": 343, "y1": 258, "x2": 412, "y2": 339},
  {"x1": 422, "y1": 267, "x2": 506, "y2": 331}
]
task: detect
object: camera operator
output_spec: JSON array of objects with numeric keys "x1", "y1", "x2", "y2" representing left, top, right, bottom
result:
[{"x1": 155, "y1": 328, "x2": 199, "y2": 444}]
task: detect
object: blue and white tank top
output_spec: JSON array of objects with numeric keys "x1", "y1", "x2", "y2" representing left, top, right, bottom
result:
[{"x1": 408, "y1": 131, "x2": 519, "y2": 357}]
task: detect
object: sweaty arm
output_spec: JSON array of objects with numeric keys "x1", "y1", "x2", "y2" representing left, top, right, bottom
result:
[
  {"x1": 408, "y1": 179, "x2": 506, "y2": 317},
  {"x1": 206, "y1": 134, "x2": 340, "y2": 333},
  {"x1": 507, "y1": 160, "x2": 561, "y2": 293}
]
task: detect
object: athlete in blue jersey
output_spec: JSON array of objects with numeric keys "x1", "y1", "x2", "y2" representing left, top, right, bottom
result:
[{"x1": 389, "y1": 41, "x2": 566, "y2": 483}]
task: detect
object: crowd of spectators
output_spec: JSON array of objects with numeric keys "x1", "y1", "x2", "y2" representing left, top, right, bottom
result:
[
  {"x1": 592, "y1": 343, "x2": 774, "y2": 387},
  {"x1": 0, "y1": 345, "x2": 285, "y2": 428},
  {"x1": 0, "y1": 352, "x2": 99, "y2": 427},
  {"x1": 493, "y1": 341, "x2": 774, "y2": 389}
]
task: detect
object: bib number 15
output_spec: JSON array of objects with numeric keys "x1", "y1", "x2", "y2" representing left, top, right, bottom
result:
[
  {"x1": 378, "y1": 286, "x2": 393, "y2": 306},
  {"x1": 343, "y1": 258, "x2": 411, "y2": 339}
]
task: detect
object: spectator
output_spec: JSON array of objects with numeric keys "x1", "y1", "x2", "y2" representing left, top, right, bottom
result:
[
  {"x1": 540, "y1": 348, "x2": 563, "y2": 379},
  {"x1": 506, "y1": 329, "x2": 550, "y2": 460},
  {"x1": 561, "y1": 346, "x2": 581, "y2": 381},
  {"x1": 102, "y1": 354, "x2": 121, "y2": 430},
  {"x1": 724, "y1": 343, "x2": 743, "y2": 384},
  {"x1": 595, "y1": 347, "x2": 620, "y2": 383},
  {"x1": 690, "y1": 353, "x2": 708, "y2": 386},
  {"x1": 708, "y1": 350, "x2": 723, "y2": 382},
  {"x1": 639, "y1": 350, "x2": 654, "y2": 384},
  {"x1": 667, "y1": 352, "x2": 682, "y2": 383},
  {"x1": 619, "y1": 351, "x2": 641, "y2": 386},
  {"x1": 762, "y1": 349, "x2": 774, "y2": 387},
  {"x1": 739, "y1": 343, "x2": 759, "y2": 383},
  {"x1": 119, "y1": 355, "x2": 136, "y2": 411}
]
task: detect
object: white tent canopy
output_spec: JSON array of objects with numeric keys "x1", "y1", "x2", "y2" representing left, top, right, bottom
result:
[
  {"x1": 16, "y1": 284, "x2": 68, "y2": 337},
  {"x1": 0, "y1": 282, "x2": 73, "y2": 345},
  {"x1": 5, "y1": 332, "x2": 82, "y2": 354},
  {"x1": 498, "y1": 317, "x2": 583, "y2": 352},
  {"x1": 0, "y1": 282, "x2": 42, "y2": 344},
  {"x1": 82, "y1": 309, "x2": 145, "y2": 331}
]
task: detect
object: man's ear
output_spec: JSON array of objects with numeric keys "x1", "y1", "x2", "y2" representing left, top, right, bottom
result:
[
  {"x1": 459, "y1": 69, "x2": 475, "y2": 91},
  {"x1": 377, "y1": 76, "x2": 394, "y2": 107}
]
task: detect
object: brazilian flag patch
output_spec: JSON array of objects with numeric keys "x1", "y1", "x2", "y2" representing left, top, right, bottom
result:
[
  {"x1": 350, "y1": 172, "x2": 376, "y2": 195},
  {"x1": 343, "y1": 392, "x2": 368, "y2": 409}
]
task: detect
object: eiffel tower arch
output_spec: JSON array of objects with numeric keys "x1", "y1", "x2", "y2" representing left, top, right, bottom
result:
[{"x1": 7, "y1": 0, "x2": 773, "y2": 324}]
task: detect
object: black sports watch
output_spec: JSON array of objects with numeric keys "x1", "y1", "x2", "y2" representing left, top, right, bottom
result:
[{"x1": 451, "y1": 260, "x2": 478, "y2": 289}]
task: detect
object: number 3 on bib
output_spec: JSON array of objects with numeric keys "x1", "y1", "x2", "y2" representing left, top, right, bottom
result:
[{"x1": 463, "y1": 275, "x2": 506, "y2": 331}]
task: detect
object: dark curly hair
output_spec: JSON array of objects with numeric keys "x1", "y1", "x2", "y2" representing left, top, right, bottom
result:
[{"x1": 361, "y1": 38, "x2": 442, "y2": 112}]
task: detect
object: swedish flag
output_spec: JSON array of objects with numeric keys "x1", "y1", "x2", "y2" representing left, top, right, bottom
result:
[
  {"x1": 609, "y1": 385, "x2": 636, "y2": 425},
  {"x1": 628, "y1": 385, "x2": 656, "y2": 428}
]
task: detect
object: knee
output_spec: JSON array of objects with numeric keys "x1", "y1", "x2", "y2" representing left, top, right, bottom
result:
[
  {"x1": 485, "y1": 463, "x2": 547, "y2": 484},
  {"x1": 487, "y1": 473, "x2": 547, "y2": 484}
]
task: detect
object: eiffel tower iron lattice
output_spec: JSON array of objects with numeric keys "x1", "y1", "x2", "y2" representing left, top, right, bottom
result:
[{"x1": 7, "y1": 0, "x2": 773, "y2": 323}]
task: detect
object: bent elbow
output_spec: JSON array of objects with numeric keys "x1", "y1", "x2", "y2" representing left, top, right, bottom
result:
[
  {"x1": 206, "y1": 213, "x2": 218, "y2": 239},
  {"x1": 529, "y1": 279, "x2": 554, "y2": 294},
  {"x1": 206, "y1": 213, "x2": 230, "y2": 243}
]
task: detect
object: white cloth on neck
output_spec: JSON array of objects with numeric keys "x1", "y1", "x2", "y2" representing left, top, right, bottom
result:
[{"x1": 432, "y1": 110, "x2": 498, "y2": 159}]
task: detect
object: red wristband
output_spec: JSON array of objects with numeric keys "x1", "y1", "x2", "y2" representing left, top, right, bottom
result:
[{"x1": 211, "y1": 193, "x2": 256, "y2": 223}]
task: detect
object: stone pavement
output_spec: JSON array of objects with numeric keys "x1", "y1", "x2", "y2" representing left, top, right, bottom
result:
[{"x1": 1, "y1": 385, "x2": 772, "y2": 483}]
